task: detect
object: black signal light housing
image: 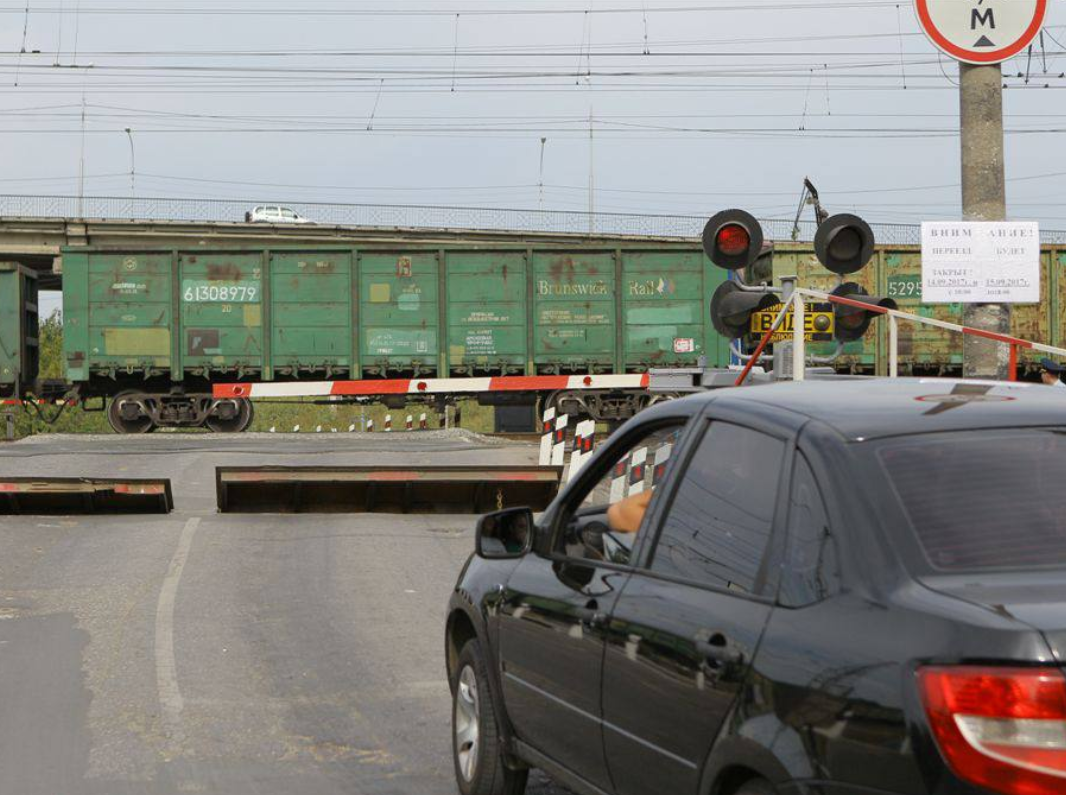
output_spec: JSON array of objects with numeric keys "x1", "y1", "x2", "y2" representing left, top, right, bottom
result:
[
  {"x1": 709, "y1": 281, "x2": 779, "y2": 340},
  {"x1": 815, "y1": 213, "x2": 876, "y2": 276},
  {"x1": 831, "y1": 283, "x2": 898, "y2": 342},
  {"x1": 703, "y1": 209, "x2": 765, "y2": 271}
]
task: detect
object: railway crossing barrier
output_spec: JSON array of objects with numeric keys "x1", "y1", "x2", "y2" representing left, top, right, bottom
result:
[
  {"x1": 0, "y1": 478, "x2": 173, "y2": 515},
  {"x1": 215, "y1": 466, "x2": 561, "y2": 514}
]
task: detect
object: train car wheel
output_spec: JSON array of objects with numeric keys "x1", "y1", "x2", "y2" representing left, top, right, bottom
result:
[
  {"x1": 107, "y1": 392, "x2": 156, "y2": 435},
  {"x1": 205, "y1": 400, "x2": 253, "y2": 433}
]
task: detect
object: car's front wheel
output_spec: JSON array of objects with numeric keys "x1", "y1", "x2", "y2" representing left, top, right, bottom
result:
[{"x1": 452, "y1": 640, "x2": 528, "y2": 795}]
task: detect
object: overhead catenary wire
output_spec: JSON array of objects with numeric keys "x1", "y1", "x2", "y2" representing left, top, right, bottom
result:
[
  {"x1": 0, "y1": 2, "x2": 1059, "y2": 230},
  {"x1": 0, "y1": 2, "x2": 908, "y2": 18}
]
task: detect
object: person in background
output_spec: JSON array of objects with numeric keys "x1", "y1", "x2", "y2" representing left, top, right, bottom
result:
[{"x1": 1040, "y1": 358, "x2": 1066, "y2": 388}]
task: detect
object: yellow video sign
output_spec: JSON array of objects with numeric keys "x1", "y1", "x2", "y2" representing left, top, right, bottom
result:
[{"x1": 750, "y1": 302, "x2": 835, "y2": 342}]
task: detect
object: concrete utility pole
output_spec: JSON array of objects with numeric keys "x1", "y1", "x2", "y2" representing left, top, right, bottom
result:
[
  {"x1": 959, "y1": 62, "x2": 1009, "y2": 379},
  {"x1": 914, "y1": 0, "x2": 1048, "y2": 380}
]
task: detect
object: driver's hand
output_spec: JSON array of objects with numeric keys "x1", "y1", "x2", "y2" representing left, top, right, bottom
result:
[{"x1": 607, "y1": 490, "x2": 653, "y2": 535}]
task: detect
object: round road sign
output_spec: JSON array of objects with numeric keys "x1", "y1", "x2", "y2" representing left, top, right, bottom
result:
[{"x1": 914, "y1": 0, "x2": 1048, "y2": 65}]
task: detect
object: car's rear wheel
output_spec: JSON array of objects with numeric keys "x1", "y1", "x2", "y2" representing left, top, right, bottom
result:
[{"x1": 452, "y1": 640, "x2": 528, "y2": 795}]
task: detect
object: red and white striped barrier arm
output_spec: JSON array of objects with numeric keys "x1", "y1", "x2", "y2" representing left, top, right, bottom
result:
[
  {"x1": 214, "y1": 373, "x2": 650, "y2": 400},
  {"x1": 798, "y1": 287, "x2": 1066, "y2": 358},
  {"x1": 795, "y1": 286, "x2": 1066, "y2": 382}
]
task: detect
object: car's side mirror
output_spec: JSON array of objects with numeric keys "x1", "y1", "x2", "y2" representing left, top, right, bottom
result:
[{"x1": 476, "y1": 507, "x2": 534, "y2": 559}]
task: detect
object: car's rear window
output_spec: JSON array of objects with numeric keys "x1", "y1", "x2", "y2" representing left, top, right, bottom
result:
[{"x1": 877, "y1": 432, "x2": 1066, "y2": 572}]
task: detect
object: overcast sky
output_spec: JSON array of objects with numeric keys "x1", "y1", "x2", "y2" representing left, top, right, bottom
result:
[{"x1": 0, "y1": 0, "x2": 1064, "y2": 238}]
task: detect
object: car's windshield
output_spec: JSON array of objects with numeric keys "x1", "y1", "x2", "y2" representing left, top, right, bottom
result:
[{"x1": 876, "y1": 430, "x2": 1066, "y2": 573}]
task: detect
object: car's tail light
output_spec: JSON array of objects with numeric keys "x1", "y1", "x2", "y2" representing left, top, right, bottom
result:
[{"x1": 918, "y1": 666, "x2": 1066, "y2": 795}]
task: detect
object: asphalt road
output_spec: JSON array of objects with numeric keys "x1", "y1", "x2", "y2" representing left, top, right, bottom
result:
[{"x1": 0, "y1": 431, "x2": 571, "y2": 795}]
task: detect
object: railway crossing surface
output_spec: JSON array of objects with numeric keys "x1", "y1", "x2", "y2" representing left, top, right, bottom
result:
[{"x1": 0, "y1": 431, "x2": 573, "y2": 795}]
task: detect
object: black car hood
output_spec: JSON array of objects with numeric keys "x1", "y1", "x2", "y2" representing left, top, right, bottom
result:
[{"x1": 921, "y1": 575, "x2": 1066, "y2": 664}]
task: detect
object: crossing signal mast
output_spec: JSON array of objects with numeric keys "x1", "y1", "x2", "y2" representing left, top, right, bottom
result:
[{"x1": 706, "y1": 208, "x2": 896, "y2": 369}]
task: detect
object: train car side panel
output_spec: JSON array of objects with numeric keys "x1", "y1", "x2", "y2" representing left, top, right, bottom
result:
[
  {"x1": 1010, "y1": 250, "x2": 1051, "y2": 370},
  {"x1": 533, "y1": 251, "x2": 615, "y2": 373},
  {"x1": 179, "y1": 252, "x2": 263, "y2": 377},
  {"x1": 445, "y1": 250, "x2": 527, "y2": 376},
  {"x1": 621, "y1": 249, "x2": 705, "y2": 370},
  {"x1": 359, "y1": 251, "x2": 440, "y2": 376},
  {"x1": 269, "y1": 251, "x2": 352, "y2": 376},
  {"x1": 86, "y1": 252, "x2": 173, "y2": 377},
  {"x1": 0, "y1": 264, "x2": 37, "y2": 396},
  {"x1": 61, "y1": 252, "x2": 90, "y2": 383},
  {"x1": 880, "y1": 249, "x2": 963, "y2": 372}
]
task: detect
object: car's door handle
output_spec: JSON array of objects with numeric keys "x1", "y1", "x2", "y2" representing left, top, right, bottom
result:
[{"x1": 695, "y1": 632, "x2": 743, "y2": 666}]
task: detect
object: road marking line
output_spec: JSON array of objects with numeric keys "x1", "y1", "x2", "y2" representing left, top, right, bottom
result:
[{"x1": 155, "y1": 517, "x2": 200, "y2": 747}]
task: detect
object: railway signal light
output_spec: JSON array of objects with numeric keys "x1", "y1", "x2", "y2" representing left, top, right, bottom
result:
[
  {"x1": 815, "y1": 213, "x2": 876, "y2": 275},
  {"x1": 709, "y1": 281, "x2": 779, "y2": 340},
  {"x1": 831, "y1": 283, "x2": 897, "y2": 342},
  {"x1": 703, "y1": 209, "x2": 766, "y2": 270}
]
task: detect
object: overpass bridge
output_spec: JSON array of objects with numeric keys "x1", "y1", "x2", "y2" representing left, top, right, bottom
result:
[
  {"x1": 2, "y1": 215, "x2": 706, "y2": 289},
  {"x1": 2, "y1": 193, "x2": 1064, "y2": 289}
]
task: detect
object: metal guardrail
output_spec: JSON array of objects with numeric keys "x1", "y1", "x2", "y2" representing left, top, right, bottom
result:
[{"x1": 5, "y1": 193, "x2": 1059, "y2": 246}]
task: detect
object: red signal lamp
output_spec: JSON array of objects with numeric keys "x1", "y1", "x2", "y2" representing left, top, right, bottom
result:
[
  {"x1": 703, "y1": 209, "x2": 765, "y2": 271},
  {"x1": 716, "y1": 224, "x2": 751, "y2": 258}
]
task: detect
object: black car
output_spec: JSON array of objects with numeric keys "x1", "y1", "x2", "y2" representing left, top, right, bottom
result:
[{"x1": 445, "y1": 379, "x2": 1066, "y2": 795}]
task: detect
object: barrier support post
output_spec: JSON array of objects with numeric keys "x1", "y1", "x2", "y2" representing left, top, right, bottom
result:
[
  {"x1": 889, "y1": 314, "x2": 899, "y2": 378},
  {"x1": 4, "y1": 411, "x2": 13, "y2": 441},
  {"x1": 1009, "y1": 344, "x2": 1018, "y2": 382},
  {"x1": 792, "y1": 292, "x2": 805, "y2": 382}
]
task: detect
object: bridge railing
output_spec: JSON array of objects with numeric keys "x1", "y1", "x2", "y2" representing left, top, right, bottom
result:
[{"x1": 0, "y1": 194, "x2": 1064, "y2": 246}]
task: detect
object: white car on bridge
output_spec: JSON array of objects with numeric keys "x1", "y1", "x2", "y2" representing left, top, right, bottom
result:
[{"x1": 245, "y1": 206, "x2": 315, "y2": 225}]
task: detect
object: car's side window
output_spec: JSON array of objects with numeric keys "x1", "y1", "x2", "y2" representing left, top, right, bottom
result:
[
  {"x1": 555, "y1": 423, "x2": 685, "y2": 567},
  {"x1": 778, "y1": 454, "x2": 841, "y2": 607},
  {"x1": 650, "y1": 422, "x2": 785, "y2": 594}
]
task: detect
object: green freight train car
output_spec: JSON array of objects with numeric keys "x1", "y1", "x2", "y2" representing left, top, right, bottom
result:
[
  {"x1": 2, "y1": 237, "x2": 1063, "y2": 433},
  {"x1": 56, "y1": 243, "x2": 732, "y2": 431},
  {"x1": 0, "y1": 263, "x2": 38, "y2": 399}
]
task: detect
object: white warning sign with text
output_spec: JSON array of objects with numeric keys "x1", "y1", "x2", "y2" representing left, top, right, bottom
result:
[{"x1": 921, "y1": 221, "x2": 1040, "y2": 304}]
